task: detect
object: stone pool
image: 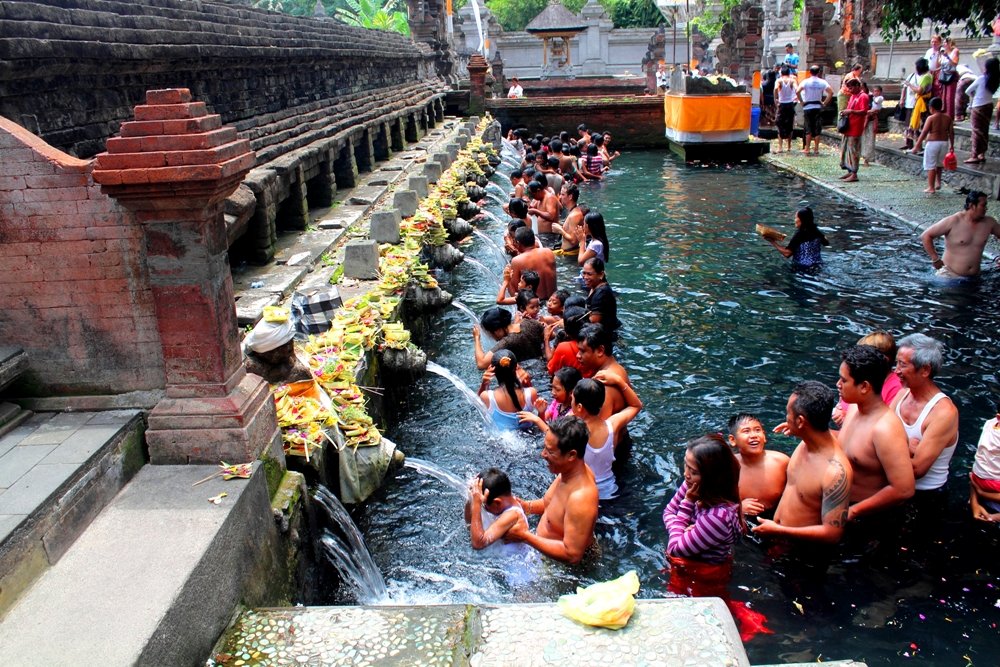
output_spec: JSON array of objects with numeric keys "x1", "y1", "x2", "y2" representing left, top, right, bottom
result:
[{"x1": 348, "y1": 151, "x2": 999, "y2": 665}]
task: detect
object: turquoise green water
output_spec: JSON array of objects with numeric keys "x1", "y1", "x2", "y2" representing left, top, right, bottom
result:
[{"x1": 353, "y1": 152, "x2": 1000, "y2": 665}]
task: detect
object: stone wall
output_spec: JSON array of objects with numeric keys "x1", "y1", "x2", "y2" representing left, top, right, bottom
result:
[
  {"x1": 0, "y1": 0, "x2": 437, "y2": 159},
  {"x1": 0, "y1": 1, "x2": 448, "y2": 399},
  {"x1": 488, "y1": 97, "x2": 669, "y2": 149},
  {"x1": 0, "y1": 0, "x2": 446, "y2": 265},
  {"x1": 0, "y1": 117, "x2": 163, "y2": 399}
]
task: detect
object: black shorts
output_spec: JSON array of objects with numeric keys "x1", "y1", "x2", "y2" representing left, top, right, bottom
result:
[
  {"x1": 803, "y1": 108, "x2": 823, "y2": 136},
  {"x1": 777, "y1": 102, "x2": 796, "y2": 138}
]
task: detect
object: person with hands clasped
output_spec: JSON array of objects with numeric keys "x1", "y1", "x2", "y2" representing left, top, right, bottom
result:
[{"x1": 663, "y1": 434, "x2": 746, "y2": 597}]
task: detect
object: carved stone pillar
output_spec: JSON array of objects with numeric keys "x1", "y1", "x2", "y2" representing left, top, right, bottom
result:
[
  {"x1": 468, "y1": 53, "x2": 489, "y2": 116},
  {"x1": 92, "y1": 88, "x2": 282, "y2": 465}
]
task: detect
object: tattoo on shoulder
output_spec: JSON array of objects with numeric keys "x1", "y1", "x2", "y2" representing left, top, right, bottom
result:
[{"x1": 822, "y1": 460, "x2": 850, "y2": 528}]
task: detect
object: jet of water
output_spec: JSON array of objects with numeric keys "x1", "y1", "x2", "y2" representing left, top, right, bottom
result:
[
  {"x1": 313, "y1": 486, "x2": 388, "y2": 604},
  {"x1": 477, "y1": 210, "x2": 505, "y2": 227},
  {"x1": 425, "y1": 360, "x2": 493, "y2": 427},
  {"x1": 403, "y1": 457, "x2": 469, "y2": 496},
  {"x1": 462, "y1": 258, "x2": 502, "y2": 285},
  {"x1": 472, "y1": 229, "x2": 509, "y2": 267}
]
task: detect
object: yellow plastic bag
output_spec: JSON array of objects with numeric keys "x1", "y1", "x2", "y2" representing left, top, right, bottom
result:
[{"x1": 557, "y1": 570, "x2": 640, "y2": 630}]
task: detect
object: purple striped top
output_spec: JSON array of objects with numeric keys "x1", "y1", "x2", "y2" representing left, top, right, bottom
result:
[{"x1": 662, "y1": 481, "x2": 742, "y2": 564}]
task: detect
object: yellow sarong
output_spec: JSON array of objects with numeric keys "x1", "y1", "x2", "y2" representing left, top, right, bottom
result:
[{"x1": 910, "y1": 95, "x2": 929, "y2": 131}]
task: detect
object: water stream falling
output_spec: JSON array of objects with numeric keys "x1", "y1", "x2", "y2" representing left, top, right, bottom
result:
[
  {"x1": 313, "y1": 486, "x2": 387, "y2": 603},
  {"x1": 485, "y1": 182, "x2": 508, "y2": 198},
  {"x1": 477, "y1": 209, "x2": 505, "y2": 227},
  {"x1": 403, "y1": 458, "x2": 469, "y2": 496},
  {"x1": 462, "y1": 258, "x2": 502, "y2": 285},
  {"x1": 425, "y1": 361, "x2": 492, "y2": 426},
  {"x1": 472, "y1": 229, "x2": 509, "y2": 267},
  {"x1": 451, "y1": 300, "x2": 492, "y2": 339}
]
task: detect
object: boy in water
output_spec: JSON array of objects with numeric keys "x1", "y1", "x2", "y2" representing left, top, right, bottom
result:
[
  {"x1": 911, "y1": 97, "x2": 954, "y2": 194},
  {"x1": 465, "y1": 468, "x2": 530, "y2": 550},
  {"x1": 728, "y1": 413, "x2": 789, "y2": 517},
  {"x1": 496, "y1": 268, "x2": 539, "y2": 306}
]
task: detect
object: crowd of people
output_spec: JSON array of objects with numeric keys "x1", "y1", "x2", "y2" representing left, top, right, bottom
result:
[
  {"x1": 458, "y1": 121, "x2": 1000, "y2": 635},
  {"x1": 760, "y1": 35, "x2": 1000, "y2": 191}
]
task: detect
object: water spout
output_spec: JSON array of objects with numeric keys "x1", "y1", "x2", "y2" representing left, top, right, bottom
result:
[
  {"x1": 472, "y1": 229, "x2": 509, "y2": 266},
  {"x1": 485, "y1": 182, "x2": 508, "y2": 197},
  {"x1": 463, "y1": 258, "x2": 502, "y2": 285},
  {"x1": 478, "y1": 210, "x2": 505, "y2": 227},
  {"x1": 313, "y1": 486, "x2": 388, "y2": 603},
  {"x1": 404, "y1": 457, "x2": 469, "y2": 496},
  {"x1": 425, "y1": 360, "x2": 492, "y2": 426}
]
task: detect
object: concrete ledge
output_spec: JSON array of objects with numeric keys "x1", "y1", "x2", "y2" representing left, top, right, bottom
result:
[
  {"x1": 0, "y1": 464, "x2": 281, "y2": 667},
  {"x1": 215, "y1": 598, "x2": 755, "y2": 666},
  {"x1": 0, "y1": 411, "x2": 146, "y2": 617}
]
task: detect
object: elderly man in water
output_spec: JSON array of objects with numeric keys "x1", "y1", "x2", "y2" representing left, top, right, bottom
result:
[
  {"x1": 506, "y1": 415, "x2": 599, "y2": 564},
  {"x1": 920, "y1": 190, "x2": 1000, "y2": 278}
]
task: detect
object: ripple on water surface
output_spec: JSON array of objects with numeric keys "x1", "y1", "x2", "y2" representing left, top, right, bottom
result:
[{"x1": 345, "y1": 152, "x2": 1000, "y2": 666}]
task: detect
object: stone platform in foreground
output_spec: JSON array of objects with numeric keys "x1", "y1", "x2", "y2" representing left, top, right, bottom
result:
[{"x1": 213, "y1": 598, "x2": 856, "y2": 667}]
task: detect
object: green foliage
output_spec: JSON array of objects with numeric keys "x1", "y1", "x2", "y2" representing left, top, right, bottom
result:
[
  {"x1": 481, "y1": 0, "x2": 665, "y2": 32},
  {"x1": 608, "y1": 0, "x2": 667, "y2": 28},
  {"x1": 791, "y1": 0, "x2": 804, "y2": 32},
  {"x1": 485, "y1": 0, "x2": 584, "y2": 32},
  {"x1": 688, "y1": 0, "x2": 741, "y2": 41},
  {"x1": 878, "y1": 0, "x2": 995, "y2": 41},
  {"x1": 336, "y1": 0, "x2": 411, "y2": 35}
]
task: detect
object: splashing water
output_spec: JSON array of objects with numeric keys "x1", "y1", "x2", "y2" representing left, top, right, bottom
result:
[
  {"x1": 313, "y1": 486, "x2": 387, "y2": 603},
  {"x1": 403, "y1": 457, "x2": 469, "y2": 496},
  {"x1": 472, "y1": 229, "x2": 509, "y2": 267},
  {"x1": 425, "y1": 361, "x2": 493, "y2": 427}
]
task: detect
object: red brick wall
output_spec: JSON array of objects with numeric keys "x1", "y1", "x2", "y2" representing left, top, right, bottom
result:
[{"x1": 0, "y1": 117, "x2": 163, "y2": 397}]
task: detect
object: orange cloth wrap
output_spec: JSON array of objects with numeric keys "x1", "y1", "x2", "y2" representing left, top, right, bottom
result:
[{"x1": 664, "y1": 94, "x2": 751, "y2": 133}]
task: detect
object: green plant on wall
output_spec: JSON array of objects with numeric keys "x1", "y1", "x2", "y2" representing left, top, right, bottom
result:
[{"x1": 336, "y1": 0, "x2": 411, "y2": 35}]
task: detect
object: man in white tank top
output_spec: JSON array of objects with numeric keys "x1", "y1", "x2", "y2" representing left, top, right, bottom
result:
[{"x1": 889, "y1": 334, "x2": 959, "y2": 492}]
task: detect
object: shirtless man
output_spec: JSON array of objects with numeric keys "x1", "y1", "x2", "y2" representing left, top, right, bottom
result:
[
  {"x1": 889, "y1": 333, "x2": 959, "y2": 493},
  {"x1": 838, "y1": 345, "x2": 915, "y2": 521},
  {"x1": 552, "y1": 184, "x2": 584, "y2": 252},
  {"x1": 753, "y1": 381, "x2": 853, "y2": 543},
  {"x1": 920, "y1": 190, "x2": 1000, "y2": 277},
  {"x1": 576, "y1": 323, "x2": 630, "y2": 416},
  {"x1": 507, "y1": 415, "x2": 599, "y2": 564},
  {"x1": 728, "y1": 412, "x2": 789, "y2": 517},
  {"x1": 527, "y1": 180, "x2": 559, "y2": 235},
  {"x1": 508, "y1": 227, "x2": 557, "y2": 300}
]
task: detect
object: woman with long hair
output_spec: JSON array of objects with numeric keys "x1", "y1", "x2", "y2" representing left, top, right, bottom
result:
[
  {"x1": 478, "y1": 349, "x2": 536, "y2": 430},
  {"x1": 663, "y1": 434, "x2": 745, "y2": 597},
  {"x1": 579, "y1": 143, "x2": 604, "y2": 181},
  {"x1": 939, "y1": 37, "x2": 960, "y2": 118},
  {"x1": 963, "y1": 57, "x2": 1000, "y2": 164},
  {"x1": 767, "y1": 206, "x2": 829, "y2": 267},
  {"x1": 576, "y1": 210, "x2": 610, "y2": 266},
  {"x1": 582, "y1": 257, "x2": 622, "y2": 341}
]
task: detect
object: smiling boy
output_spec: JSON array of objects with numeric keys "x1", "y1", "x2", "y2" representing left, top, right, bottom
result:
[{"x1": 728, "y1": 413, "x2": 789, "y2": 517}]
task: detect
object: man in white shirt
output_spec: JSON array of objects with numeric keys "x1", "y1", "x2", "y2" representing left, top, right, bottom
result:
[
  {"x1": 925, "y1": 34, "x2": 943, "y2": 97},
  {"x1": 507, "y1": 77, "x2": 524, "y2": 99},
  {"x1": 797, "y1": 65, "x2": 833, "y2": 155}
]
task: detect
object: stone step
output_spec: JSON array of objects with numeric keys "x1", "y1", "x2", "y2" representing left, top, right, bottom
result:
[
  {"x1": 888, "y1": 117, "x2": 1000, "y2": 159},
  {"x1": 213, "y1": 598, "x2": 761, "y2": 667},
  {"x1": 0, "y1": 463, "x2": 278, "y2": 667},
  {"x1": 0, "y1": 410, "x2": 145, "y2": 616},
  {"x1": 0, "y1": 346, "x2": 28, "y2": 393}
]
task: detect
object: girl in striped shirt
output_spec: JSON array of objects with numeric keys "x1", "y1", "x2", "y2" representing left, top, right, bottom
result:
[{"x1": 663, "y1": 434, "x2": 745, "y2": 596}]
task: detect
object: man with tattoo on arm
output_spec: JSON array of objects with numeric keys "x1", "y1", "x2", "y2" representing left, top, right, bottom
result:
[{"x1": 754, "y1": 381, "x2": 853, "y2": 543}]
